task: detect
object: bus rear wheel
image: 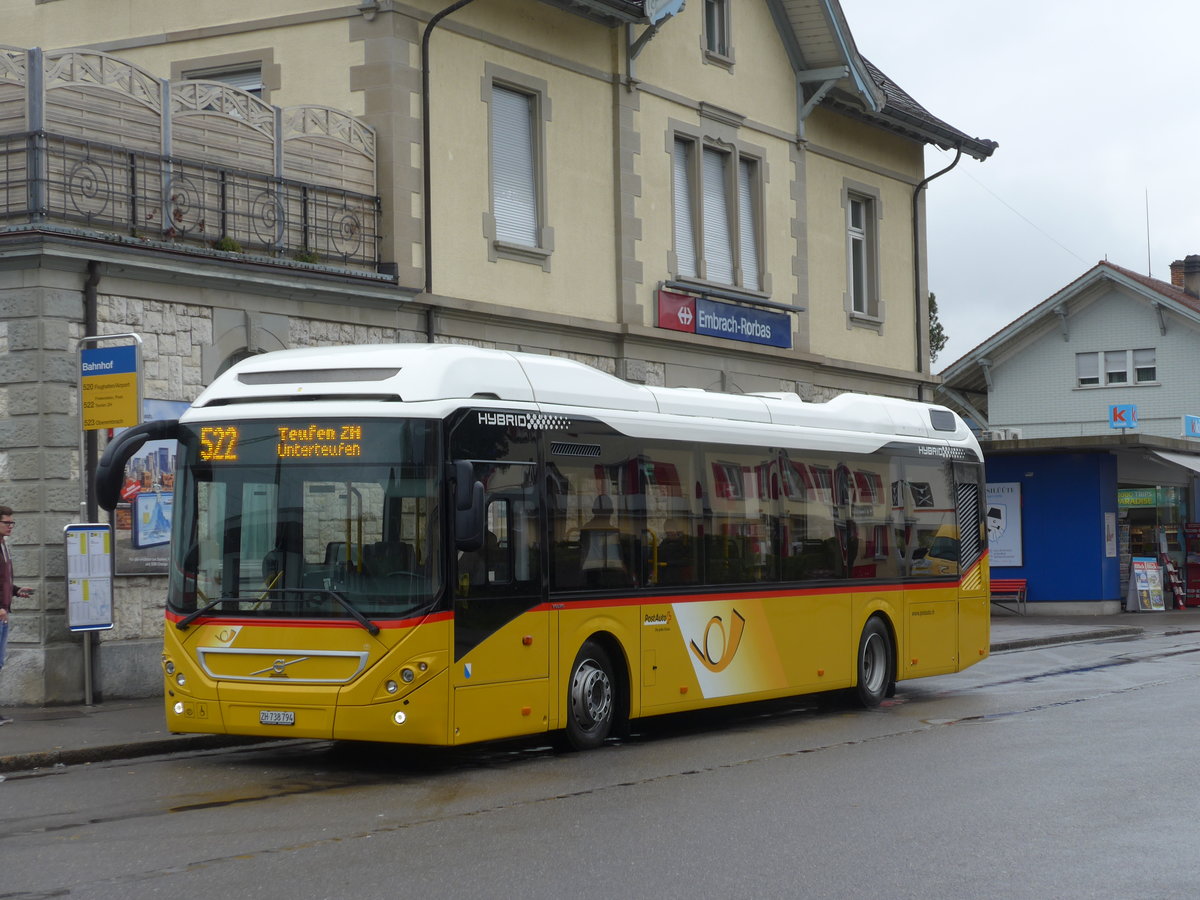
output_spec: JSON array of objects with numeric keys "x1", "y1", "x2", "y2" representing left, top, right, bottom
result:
[
  {"x1": 854, "y1": 617, "x2": 894, "y2": 708},
  {"x1": 565, "y1": 641, "x2": 616, "y2": 750}
]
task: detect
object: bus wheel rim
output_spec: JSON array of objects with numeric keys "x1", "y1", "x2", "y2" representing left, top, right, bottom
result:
[
  {"x1": 571, "y1": 659, "x2": 612, "y2": 729},
  {"x1": 862, "y1": 632, "x2": 886, "y2": 694}
]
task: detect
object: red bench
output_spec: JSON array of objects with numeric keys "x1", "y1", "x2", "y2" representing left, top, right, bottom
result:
[{"x1": 990, "y1": 578, "x2": 1027, "y2": 616}]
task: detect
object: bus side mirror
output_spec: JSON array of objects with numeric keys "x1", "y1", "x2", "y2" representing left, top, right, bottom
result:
[
  {"x1": 96, "y1": 420, "x2": 180, "y2": 511},
  {"x1": 453, "y1": 460, "x2": 485, "y2": 552}
]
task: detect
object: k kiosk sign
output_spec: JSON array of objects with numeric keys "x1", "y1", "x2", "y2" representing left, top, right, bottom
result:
[{"x1": 657, "y1": 289, "x2": 791, "y2": 349}]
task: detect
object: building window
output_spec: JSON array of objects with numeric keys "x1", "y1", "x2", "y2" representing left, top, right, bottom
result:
[
  {"x1": 174, "y1": 50, "x2": 279, "y2": 101},
  {"x1": 846, "y1": 190, "x2": 880, "y2": 320},
  {"x1": 1076, "y1": 352, "x2": 1100, "y2": 386},
  {"x1": 1133, "y1": 348, "x2": 1156, "y2": 382},
  {"x1": 1077, "y1": 349, "x2": 1157, "y2": 387},
  {"x1": 1105, "y1": 350, "x2": 1128, "y2": 384},
  {"x1": 483, "y1": 66, "x2": 553, "y2": 268},
  {"x1": 704, "y1": 0, "x2": 732, "y2": 61},
  {"x1": 186, "y1": 66, "x2": 264, "y2": 97},
  {"x1": 491, "y1": 86, "x2": 538, "y2": 247},
  {"x1": 672, "y1": 136, "x2": 761, "y2": 291}
]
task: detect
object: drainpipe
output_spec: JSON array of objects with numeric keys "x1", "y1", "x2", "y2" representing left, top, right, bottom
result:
[
  {"x1": 83, "y1": 261, "x2": 100, "y2": 522},
  {"x1": 422, "y1": 0, "x2": 479, "y2": 343},
  {"x1": 912, "y1": 146, "x2": 961, "y2": 400}
]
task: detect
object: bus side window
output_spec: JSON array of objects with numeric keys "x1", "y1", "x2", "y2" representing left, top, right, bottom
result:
[{"x1": 459, "y1": 499, "x2": 509, "y2": 589}]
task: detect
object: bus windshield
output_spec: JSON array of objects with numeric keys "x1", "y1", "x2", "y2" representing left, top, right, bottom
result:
[{"x1": 168, "y1": 418, "x2": 442, "y2": 623}]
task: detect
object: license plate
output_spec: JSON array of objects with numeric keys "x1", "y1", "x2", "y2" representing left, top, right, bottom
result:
[{"x1": 259, "y1": 710, "x2": 295, "y2": 726}]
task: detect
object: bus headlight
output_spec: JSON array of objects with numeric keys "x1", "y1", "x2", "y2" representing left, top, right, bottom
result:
[
  {"x1": 385, "y1": 680, "x2": 399, "y2": 694},
  {"x1": 401, "y1": 668, "x2": 415, "y2": 683},
  {"x1": 393, "y1": 711, "x2": 407, "y2": 725},
  {"x1": 173, "y1": 701, "x2": 184, "y2": 715},
  {"x1": 176, "y1": 673, "x2": 187, "y2": 687},
  {"x1": 164, "y1": 660, "x2": 176, "y2": 675}
]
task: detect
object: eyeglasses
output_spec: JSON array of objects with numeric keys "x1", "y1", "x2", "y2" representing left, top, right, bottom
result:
[{"x1": 0, "y1": 521, "x2": 13, "y2": 526}]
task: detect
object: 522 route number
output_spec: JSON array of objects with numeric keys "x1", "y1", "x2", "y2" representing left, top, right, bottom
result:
[{"x1": 199, "y1": 426, "x2": 240, "y2": 462}]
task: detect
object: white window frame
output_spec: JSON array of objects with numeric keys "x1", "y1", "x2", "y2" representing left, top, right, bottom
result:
[
  {"x1": 1132, "y1": 348, "x2": 1157, "y2": 383},
  {"x1": 671, "y1": 132, "x2": 764, "y2": 293},
  {"x1": 1076, "y1": 349, "x2": 1157, "y2": 387},
  {"x1": 1076, "y1": 352, "x2": 1100, "y2": 386},
  {"x1": 1104, "y1": 350, "x2": 1129, "y2": 384},
  {"x1": 483, "y1": 65, "x2": 553, "y2": 270},
  {"x1": 843, "y1": 181, "x2": 883, "y2": 328},
  {"x1": 703, "y1": 0, "x2": 734, "y2": 66}
]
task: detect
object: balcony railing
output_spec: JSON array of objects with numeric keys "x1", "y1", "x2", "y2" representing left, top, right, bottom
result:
[{"x1": 0, "y1": 131, "x2": 381, "y2": 270}]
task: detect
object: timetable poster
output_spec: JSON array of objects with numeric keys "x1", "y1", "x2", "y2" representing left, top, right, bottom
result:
[{"x1": 65, "y1": 523, "x2": 114, "y2": 631}]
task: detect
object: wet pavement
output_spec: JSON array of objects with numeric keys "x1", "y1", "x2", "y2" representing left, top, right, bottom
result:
[{"x1": 2, "y1": 608, "x2": 1198, "y2": 774}]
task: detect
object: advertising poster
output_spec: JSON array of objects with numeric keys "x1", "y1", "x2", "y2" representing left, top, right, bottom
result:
[
  {"x1": 985, "y1": 482, "x2": 1023, "y2": 566},
  {"x1": 113, "y1": 399, "x2": 188, "y2": 575},
  {"x1": 1128, "y1": 557, "x2": 1165, "y2": 611}
]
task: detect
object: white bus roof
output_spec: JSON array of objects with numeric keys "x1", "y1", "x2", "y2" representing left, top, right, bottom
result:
[{"x1": 190, "y1": 343, "x2": 976, "y2": 449}]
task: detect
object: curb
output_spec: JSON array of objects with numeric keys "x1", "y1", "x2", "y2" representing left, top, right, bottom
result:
[
  {"x1": 990, "y1": 625, "x2": 1144, "y2": 653},
  {"x1": 0, "y1": 734, "x2": 270, "y2": 775}
]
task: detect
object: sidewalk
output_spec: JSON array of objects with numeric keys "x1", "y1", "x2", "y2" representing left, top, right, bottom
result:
[{"x1": 3, "y1": 609, "x2": 1199, "y2": 774}]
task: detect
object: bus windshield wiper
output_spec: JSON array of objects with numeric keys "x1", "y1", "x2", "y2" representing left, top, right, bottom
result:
[
  {"x1": 175, "y1": 589, "x2": 379, "y2": 636},
  {"x1": 324, "y1": 590, "x2": 381, "y2": 636},
  {"x1": 176, "y1": 595, "x2": 233, "y2": 630}
]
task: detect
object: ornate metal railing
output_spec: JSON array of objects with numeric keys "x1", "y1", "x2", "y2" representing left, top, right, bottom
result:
[{"x1": 0, "y1": 131, "x2": 381, "y2": 269}]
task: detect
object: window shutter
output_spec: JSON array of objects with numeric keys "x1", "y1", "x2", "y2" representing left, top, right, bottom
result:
[
  {"x1": 491, "y1": 86, "x2": 538, "y2": 247},
  {"x1": 673, "y1": 139, "x2": 697, "y2": 278},
  {"x1": 737, "y1": 158, "x2": 759, "y2": 290},
  {"x1": 1076, "y1": 352, "x2": 1099, "y2": 384},
  {"x1": 1133, "y1": 348, "x2": 1156, "y2": 381},
  {"x1": 702, "y1": 147, "x2": 733, "y2": 284}
]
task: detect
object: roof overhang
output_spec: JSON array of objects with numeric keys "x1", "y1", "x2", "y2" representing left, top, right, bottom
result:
[
  {"x1": 1152, "y1": 450, "x2": 1200, "y2": 475},
  {"x1": 980, "y1": 432, "x2": 1200, "y2": 458},
  {"x1": 537, "y1": 0, "x2": 649, "y2": 25}
]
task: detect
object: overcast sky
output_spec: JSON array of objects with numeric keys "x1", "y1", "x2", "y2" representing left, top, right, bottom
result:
[{"x1": 839, "y1": 1, "x2": 1200, "y2": 371}]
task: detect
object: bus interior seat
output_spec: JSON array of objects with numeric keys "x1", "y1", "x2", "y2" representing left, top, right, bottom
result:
[{"x1": 364, "y1": 541, "x2": 415, "y2": 575}]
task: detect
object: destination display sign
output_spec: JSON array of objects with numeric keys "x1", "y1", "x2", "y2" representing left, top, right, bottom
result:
[{"x1": 198, "y1": 423, "x2": 365, "y2": 462}]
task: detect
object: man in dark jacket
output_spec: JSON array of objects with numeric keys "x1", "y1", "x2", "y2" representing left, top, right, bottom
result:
[{"x1": 0, "y1": 505, "x2": 34, "y2": 725}]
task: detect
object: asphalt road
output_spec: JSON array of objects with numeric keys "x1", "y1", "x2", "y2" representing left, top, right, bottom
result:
[{"x1": 2, "y1": 628, "x2": 1199, "y2": 899}]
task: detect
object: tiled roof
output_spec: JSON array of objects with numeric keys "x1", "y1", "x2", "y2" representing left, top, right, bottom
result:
[
  {"x1": 1098, "y1": 259, "x2": 1200, "y2": 315},
  {"x1": 846, "y1": 58, "x2": 998, "y2": 161}
]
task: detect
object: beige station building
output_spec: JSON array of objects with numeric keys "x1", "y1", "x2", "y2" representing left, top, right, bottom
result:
[{"x1": 0, "y1": 0, "x2": 995, "y2": 705}]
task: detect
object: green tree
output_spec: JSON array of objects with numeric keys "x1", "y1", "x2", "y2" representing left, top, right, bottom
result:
[{"x1": 928, "y1": 292, "x2": 947, "y2": 363}]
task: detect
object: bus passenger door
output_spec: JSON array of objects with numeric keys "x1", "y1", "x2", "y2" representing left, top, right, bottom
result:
[
  {"x1": 953, "y1": 460, "x2": 989, "y2": 668},
  {"x1": 450, "y1": 459, "x2": 549, "y2": 744}
]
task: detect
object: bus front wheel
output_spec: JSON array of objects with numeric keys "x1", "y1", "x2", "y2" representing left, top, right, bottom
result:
[
  {"x1": 854, "y1": 617, "x2": 894, "y2": 708},
  {"x1": 565, "y1": 641, "x2": 616, "y2": 750}
]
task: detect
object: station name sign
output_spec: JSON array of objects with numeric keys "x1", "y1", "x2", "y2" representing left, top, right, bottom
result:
[{"x1": 657, "y1": 289, "x2": 791, "y2": 349}]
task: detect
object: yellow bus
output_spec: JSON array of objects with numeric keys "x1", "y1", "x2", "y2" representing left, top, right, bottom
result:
[{"x1": 97, "y1": 345, "x2": 989, "y2": 750}]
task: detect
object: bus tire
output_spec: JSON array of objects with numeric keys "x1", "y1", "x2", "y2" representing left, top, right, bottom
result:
[
  {"x1": 854, "y1": 617, "x2": 894, "y2": 708},
  {"x1": 565, "y1": 641, "x2": 617, "y2": 750}
]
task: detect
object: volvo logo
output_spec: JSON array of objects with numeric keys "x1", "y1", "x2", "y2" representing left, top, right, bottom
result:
[{"x1": 249, "y1": 656, "x2": 310, "y2": 677}]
